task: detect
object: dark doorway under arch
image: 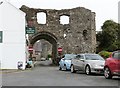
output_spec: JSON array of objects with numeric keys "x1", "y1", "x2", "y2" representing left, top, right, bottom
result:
[{"x1": 30, "y1": 31, "x2": 58, "y2": 65}]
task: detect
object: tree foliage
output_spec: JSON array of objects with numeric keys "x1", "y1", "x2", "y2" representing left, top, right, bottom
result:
[{"x1": 96, "y1": 20, "x2": 120, "y2": 52}]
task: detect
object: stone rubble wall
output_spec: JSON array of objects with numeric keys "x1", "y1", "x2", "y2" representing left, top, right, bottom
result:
[{"x1": 20, "y1": 5, "x2": 96, "y2": 54}]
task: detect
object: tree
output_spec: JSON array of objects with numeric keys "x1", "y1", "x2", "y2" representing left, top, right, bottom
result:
[{"x1": 96, "y1": 20, "x2": 120, "y2": 52}]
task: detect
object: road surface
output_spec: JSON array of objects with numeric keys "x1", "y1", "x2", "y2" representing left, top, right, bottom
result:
[{"x1": 2, "y1": 66, "x2": 120, "y2": 86}]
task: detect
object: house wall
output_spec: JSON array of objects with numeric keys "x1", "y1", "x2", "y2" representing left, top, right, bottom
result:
[
  {"x1": 0, "y1": 1, "x2": 26, "y2": 69},
  {"x1": 0, "y1": 29, "x2": 3, "y2": 69}
]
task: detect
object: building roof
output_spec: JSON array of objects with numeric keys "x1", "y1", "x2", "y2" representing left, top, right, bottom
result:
[{"x1": 0, "y1": 0, "x2": 25, "y2": 15}]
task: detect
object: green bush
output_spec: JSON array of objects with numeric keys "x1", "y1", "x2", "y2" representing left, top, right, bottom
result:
[
  {"x1": 47, "y1": 54, "x2": 52, "y2": 58},
  {"x1": 98, "y1": 51, "x2": 112, "y2": 59}
]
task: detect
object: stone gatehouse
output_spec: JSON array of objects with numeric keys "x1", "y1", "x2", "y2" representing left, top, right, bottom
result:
[{"x1": 20, "y1": 5, "x2": 96, "y2": 64}]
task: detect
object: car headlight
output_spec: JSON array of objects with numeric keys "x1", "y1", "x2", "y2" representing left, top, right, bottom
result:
[
  {"x1": 92, "y1": 63, "x2": 104, "y2": 68},
  {"x1": 100, "y1": 65, "x2": 104, "y2": 67},
  {"x1": 93, "y1": 64, "x2": 98, "y2": 67}
]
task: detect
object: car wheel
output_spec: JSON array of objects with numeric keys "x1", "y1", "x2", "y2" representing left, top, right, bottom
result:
[
  {"x1": 85, "y1": 65, "x2": 91, "y2": 75},
  {"x1": 71, "y1": 65, "x2": 76, "y2": 73},
  {"x1": 104, "y1": 67, "x2": 112, "y2": 79},
  {"x1": 59, "y1": 65, "x2": 62, "y2": 70}
]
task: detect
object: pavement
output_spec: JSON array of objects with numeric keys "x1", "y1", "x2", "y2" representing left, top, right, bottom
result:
[
  {"x1": 34, "y1": 60, "x2": 53, "y2": 66},
  {"x1": 0, "y1": 60, "x2": 53, "y2": 74},
  {"x1": 0, "y1": 69, "x2": 26, "y2": 74}
]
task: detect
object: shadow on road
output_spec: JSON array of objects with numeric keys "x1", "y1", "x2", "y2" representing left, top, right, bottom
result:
[
  {"x1": 112, "y1": 77, "x2": 120, "y2": 80},
  {"x1": 75, "y1": 71, "x2": 104, "y2": 76}
]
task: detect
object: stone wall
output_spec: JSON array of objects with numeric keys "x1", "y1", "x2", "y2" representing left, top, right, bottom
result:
[{"x1": 20, "y1": 5, "x2": 96, "y2": 55}]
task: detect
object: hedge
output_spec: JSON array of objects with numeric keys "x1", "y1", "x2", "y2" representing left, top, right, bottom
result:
[{"x1": 98, "y1": 51, "x2": 112, "y2": 59}]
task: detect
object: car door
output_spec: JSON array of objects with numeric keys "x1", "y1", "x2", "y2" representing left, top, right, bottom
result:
[
  {"x1": 72, "y1": 55, "x2": 80, "y2": 69},
  {"x1": 111, "y1": 52, "x2": 120, "y2": 71},
  {"x1": 59, "y1": 55, "x2": 65, "y2": 68},
  {"x1": 77, "y1": 54, "x2": 85, "y2": 70}
]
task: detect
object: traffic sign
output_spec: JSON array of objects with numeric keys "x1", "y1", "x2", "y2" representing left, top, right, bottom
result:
[
  {"x1": 28, "y1": 46, "x2": 33, "y2": 52},
  {"x1": 26, "y1": 27, "x2": 36, "y2": 34},
  {"x1": 58, "y1": 47, "x2": 62, "y2": 52}
]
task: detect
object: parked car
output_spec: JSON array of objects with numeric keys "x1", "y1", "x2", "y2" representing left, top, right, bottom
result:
[
  {"x1": 104, "y1": 51, "x2": 120, "y2": 79},
  {"x1": 71, "y1": 53, "x2": 105, "y2": 75},
  {"x1": 59, "y1": 54, "x2": 76, "y2": 71}
]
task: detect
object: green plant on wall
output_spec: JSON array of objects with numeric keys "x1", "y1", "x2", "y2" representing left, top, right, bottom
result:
[
  {"x1": 46, "y1": 54, "x2": 52, "y2": 60},
  {"x1": 47, "y1": 54, "x2": 52, "y2": 58}
]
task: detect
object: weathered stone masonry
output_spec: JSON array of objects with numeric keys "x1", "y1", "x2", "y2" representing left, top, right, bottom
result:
[{"x1": 20, "y1": 5, "x2": 96, "y2": 63}]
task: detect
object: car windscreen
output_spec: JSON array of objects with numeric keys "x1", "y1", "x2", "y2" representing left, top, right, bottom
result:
[
  {"x1": 64, "y1": 54, "x2": 76, "y2": 60},
  {"x1": 85, "y1": 54, "x2": 104, "y2": 60},
  {"x1": 119, "y1": 52, "x2": 120, "y2": 59}
]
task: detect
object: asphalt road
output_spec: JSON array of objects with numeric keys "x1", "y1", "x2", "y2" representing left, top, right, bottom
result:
[{"x1": 2, "y1": 66, "x2": 120, "y2": 86}]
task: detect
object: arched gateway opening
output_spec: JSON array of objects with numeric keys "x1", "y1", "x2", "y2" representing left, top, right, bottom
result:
[{"x1": 30, "y1": 31, "x2": 58, "y2": 65}]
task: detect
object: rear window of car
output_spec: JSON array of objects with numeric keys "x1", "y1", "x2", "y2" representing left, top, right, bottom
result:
[
  {"x1": 85, "y1": 54, "x2": 104, "y2": 60},
  {"x1": 65, "y1": 54, "x2": 76, "y2": 60},
  {"x1": 113, "y1": 52, "x2": 120, "y2": 59}
]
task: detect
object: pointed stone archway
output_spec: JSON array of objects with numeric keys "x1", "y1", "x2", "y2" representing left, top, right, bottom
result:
[{"x1": 30, "y1": 31, "x2": 58, "y2": 65}]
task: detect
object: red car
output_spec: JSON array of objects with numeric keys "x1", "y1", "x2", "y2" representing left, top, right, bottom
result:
[{"x1": 104, "y1": 51, "x2": 120, "y2": 79}]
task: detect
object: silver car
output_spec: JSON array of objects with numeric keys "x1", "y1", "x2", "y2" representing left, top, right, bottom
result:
[{"x1": 71, "y1": 53, "x2": 105, "y2": 75}]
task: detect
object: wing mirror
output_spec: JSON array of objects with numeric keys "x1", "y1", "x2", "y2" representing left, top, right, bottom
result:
[
  {"x1": 62, "y1": 58, "x2": 65, "y2": 60},
  {"x1": 62, "y1": 55, "x2": 65, "y2": 58}
]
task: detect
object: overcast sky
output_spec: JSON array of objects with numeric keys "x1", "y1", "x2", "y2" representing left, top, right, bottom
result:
[{"x1": 8, "y1": 0, "x2": 119, "y2": 31}]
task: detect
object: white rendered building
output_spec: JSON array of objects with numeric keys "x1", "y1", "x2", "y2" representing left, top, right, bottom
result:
[{"x1": 0, "y1": 1, "x2": 26, "y2": 69}]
